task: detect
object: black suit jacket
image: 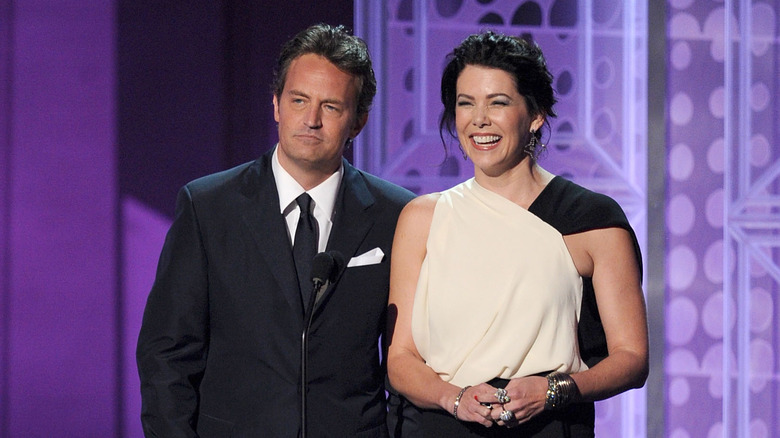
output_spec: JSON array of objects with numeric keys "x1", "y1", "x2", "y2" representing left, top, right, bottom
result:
[{"x1": 137, "y1": 150, "x2": 415, "y2": 437}]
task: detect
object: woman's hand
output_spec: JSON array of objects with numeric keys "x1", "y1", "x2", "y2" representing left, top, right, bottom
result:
[
  {"x1": 453, "y1": 383, "x2": 499, "y2": 427},
  {"x1": 473, "y1": 376, "x2": 547, "y2": 427}
]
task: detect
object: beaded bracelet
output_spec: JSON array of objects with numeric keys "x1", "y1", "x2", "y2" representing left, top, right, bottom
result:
[
  {"x1": 452, "y1": 385, "x2": 471, "y2": 419},
  {"x1": 544, "y1": 372, "x2": 578, "y2": 411}
]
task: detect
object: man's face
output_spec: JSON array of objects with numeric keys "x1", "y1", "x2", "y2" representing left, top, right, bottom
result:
[{"x1": 273, "y1": 53, "x2": 367, "y2": 188}]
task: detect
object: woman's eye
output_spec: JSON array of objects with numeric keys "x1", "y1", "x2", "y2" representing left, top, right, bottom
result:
[{"x1": 456, "y1": 101, "x2": 473, "y2": 107}]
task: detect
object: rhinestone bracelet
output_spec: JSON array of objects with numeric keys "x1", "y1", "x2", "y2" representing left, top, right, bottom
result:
[
  {"x1": 544, "y1": 372, "x2": 578, "y2": 411},
  {"x1": 453, "y1": 385, "x2": 471, "y2": 419}
]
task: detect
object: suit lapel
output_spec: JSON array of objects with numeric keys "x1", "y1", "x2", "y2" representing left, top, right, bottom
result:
[
  {"x1": 239, "y1": 153, "x2": 305, "y2": 317},
  {"x1": 317, "y1": 161, "x2": 376, "y2": 311}
]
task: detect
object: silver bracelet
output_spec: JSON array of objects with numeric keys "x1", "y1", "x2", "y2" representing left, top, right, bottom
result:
[
  {"x1": 452, "y1": 385, "x2": 471, "y2": 419},
  {"x1": 544, "y1": 372, "x2": 578, "y2": 411}
]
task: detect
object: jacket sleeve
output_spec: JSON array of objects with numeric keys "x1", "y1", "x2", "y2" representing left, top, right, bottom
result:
[{"x1": 136, "y1": 185, "x2": 209, "y2": 438}]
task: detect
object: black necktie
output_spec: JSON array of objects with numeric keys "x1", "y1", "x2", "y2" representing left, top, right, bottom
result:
[{"x1": 293, "y1": 193, "x2": 318, "y2": 310}]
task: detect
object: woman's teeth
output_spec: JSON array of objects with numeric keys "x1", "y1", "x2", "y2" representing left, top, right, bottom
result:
[{"x1": 472, "y1": 135, "x2": 500, "y2": 145}]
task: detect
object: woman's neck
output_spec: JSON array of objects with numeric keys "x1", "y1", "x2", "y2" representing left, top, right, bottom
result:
[{"x1": 474, "y1": 162, "x2": 554, "y2": 209}]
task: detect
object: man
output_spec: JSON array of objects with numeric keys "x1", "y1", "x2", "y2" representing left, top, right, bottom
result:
[{"x1": 137, "y1": 24, "x2": 415, "y2": 437}]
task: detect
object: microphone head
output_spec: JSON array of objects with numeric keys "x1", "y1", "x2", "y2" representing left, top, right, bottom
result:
[
  {"x1": 328, "y1": 251, "x2": 346, "y2": 281},
  {"x1": 311, "y1": 252, "x2": 335, "y2": 284}
]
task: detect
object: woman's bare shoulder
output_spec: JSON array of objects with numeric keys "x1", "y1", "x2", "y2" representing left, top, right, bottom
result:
[{"x1": 401, "y1": 193, "x2": 440, "y2": 218}]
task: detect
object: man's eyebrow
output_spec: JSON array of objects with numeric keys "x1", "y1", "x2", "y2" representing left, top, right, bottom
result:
[
  {"x1": 286, "y1": 89, "x2": 344, "y2": 106},
  {"x1": 320, "y1": 97, "x2": 345, "y2": 106},
  {"x1": 286, "y1": 89, "x2": 308, "y2": 98}
]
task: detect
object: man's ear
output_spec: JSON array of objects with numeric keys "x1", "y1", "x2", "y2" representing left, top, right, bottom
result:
[
  {"x1": 351, "y1": 112, "x2": 369, "y2": 138},
  {"x1": 273, "y1": 95, "x2": 280, "y2": 123}
]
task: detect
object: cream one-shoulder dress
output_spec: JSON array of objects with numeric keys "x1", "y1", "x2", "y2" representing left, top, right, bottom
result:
[{"x1": 411, "y1": 178, "x2": 587, "y2": 388}]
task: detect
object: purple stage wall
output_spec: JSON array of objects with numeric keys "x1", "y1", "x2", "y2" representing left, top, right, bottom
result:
[
  {"x1": 1, "y1": 2, "x2": 120, "y2": 436},
  {"x1": 666, "y1": 0, "x2": 780, "y2": 436},
  {"x1": 0, "y1": 1, "x2": 355, "y2": 437},
  {"x1": 1, "y1": 1, "x2": 778, "y2": 437}
]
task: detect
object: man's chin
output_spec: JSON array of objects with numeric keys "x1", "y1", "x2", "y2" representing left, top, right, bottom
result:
[{"x1": 294, "y1": 156, "x2": 342, "y2": 174}]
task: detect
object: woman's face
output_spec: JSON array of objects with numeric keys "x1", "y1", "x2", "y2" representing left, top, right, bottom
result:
[{"x1": 455, "y1": 65, "x2": 544, "y2": 178}]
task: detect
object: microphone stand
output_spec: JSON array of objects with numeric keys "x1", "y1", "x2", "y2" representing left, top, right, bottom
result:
[
  {"x1": 301, "y1": 277, "x2": 325, "y2": 438},
  {"x1": 299, "y1": 251, "x2": 343, "y2": 438}
]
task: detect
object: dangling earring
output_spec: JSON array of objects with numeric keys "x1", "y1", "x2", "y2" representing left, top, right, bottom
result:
[
  {"x1": 345, "y1": 138, "x2": 353, "y2": 149},
  {"x1": 524, "y1": 130, "x2": 538, "y2": 157},
  {"x1": 458, "y1": 144, "x2": 468, "y2": 161}
]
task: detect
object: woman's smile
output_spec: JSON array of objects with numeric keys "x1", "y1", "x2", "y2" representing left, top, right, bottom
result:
[{"x1": 470, "y1": 134, "x2": 502, "y2": 150}]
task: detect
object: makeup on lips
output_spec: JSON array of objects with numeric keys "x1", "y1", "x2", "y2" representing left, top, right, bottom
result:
[{"x1": 470, "y1": 134, "x2": 502, "y2": 151}]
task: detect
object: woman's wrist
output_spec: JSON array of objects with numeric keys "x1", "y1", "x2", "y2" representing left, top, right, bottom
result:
[
  {"x1": 544, "y1": 372, "x2": 579, "y2": 410},
  {"x1": 451, "y1": 385, "x2": 471, "y2": 419}
]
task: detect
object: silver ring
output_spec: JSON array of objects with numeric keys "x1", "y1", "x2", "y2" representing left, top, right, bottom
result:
[
  {"x1": 499, "y1": 410, "x2": 514, "y2": 422},
  {"x1": 495, "y1": 388, "x2": 511, "y2": 404}
]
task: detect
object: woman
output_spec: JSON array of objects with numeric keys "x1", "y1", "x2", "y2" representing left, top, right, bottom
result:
[{"x1": 387, "y1": 31, "x2": 648, "y2": 437}]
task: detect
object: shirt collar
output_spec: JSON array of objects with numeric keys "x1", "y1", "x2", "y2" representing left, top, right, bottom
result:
[{"x1": 272, "y1": 145, "x2": 342, "y2": 218}]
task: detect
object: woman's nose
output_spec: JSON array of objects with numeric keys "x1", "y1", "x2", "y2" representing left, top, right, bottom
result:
[{"x1": 472, "y1": 106, "x2": 490, "y2": 127}]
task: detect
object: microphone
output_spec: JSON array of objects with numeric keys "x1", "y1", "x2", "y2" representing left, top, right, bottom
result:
[
  {"x1": 310, "y1": 251, "x2": 345, "y2": 307},
  {"x1": 310, "y1": 252, "x2": 335, "y2": 297},
  {"x1": 301, "y1": 251, "x2": 344, "y2": 437}
]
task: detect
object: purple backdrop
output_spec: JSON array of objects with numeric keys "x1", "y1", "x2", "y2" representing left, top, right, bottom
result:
[
  {"x1": 1, "y1": 1, "x2": 778, "y2": 437},
  {"x1": 1, "y1": 2, "x2": 119, "y2": 436},
  {"x1": 0, "y1": 1, "x2": 355, "y2": 437},
  {"x1": 666, "y1": 0, "x2": 780, "y2": 436}
]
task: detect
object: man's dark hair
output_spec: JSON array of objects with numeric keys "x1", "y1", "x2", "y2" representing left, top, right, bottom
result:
[
  {"x1": 272, "y1": 23, "x2": 377, "y2": 116},
  {"x1": 439, "y1": 31, "x2": 557, "y2": 149}
]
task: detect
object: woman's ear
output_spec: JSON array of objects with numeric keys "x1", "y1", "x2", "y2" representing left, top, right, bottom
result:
[{"x1": 530, "y1": 114, "x2": 545, "y2": 134}]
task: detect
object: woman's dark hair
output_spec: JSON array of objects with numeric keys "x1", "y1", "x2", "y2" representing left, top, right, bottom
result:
[
  {"x1": 439, "y1": 31, "x2": 557, "y2": 156},
  {"x1": 272, "y1": 24, "x2": 377, "y2": 116}
]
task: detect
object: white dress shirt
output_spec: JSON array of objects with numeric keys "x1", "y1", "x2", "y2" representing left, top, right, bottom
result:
[{"x1": 271, "y1": 146, "x2": 342, "y2": 253}]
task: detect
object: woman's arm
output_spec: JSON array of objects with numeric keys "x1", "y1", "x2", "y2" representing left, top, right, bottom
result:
[
  {"x1": 566, "y1": 226, "x2": 649, "y2": 400},
  {"x1": 493, "y1": 226, "x2": 648, "y2": 427},
  {"x1": 386, "y1": 194, "x2": 494, "y2": 426}
]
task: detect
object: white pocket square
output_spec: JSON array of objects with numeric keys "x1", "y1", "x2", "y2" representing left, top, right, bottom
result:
[{"x1": 347, "y1": 247, "x2": 385, "y2": 267}]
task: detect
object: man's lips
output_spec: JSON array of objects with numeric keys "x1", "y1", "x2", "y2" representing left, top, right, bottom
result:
[{"x1": 294, "y1": 133, "x2": 323, "y2": 142}]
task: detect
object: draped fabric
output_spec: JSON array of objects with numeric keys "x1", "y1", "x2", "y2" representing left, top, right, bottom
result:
[{"x1": 411, "y1": 178, "x2": 587, "y2": 388}]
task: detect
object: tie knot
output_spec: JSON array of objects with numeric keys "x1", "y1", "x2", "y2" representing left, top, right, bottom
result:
[{"x1": 296, "y1": 193, "x2": 313, "y2": 215}]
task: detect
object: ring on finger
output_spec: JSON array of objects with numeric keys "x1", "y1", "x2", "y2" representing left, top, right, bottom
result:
[
  {"x1": 499, "y1": 410, "x2": 515, "y2": 422},
  {"x1": 495, "y1": 388, "x2": 511, "y2": 404}
]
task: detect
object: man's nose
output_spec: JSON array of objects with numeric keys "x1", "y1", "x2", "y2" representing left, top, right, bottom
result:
[{"x1": 304, "y1": 106, "x2": 322, "y2": 129}]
